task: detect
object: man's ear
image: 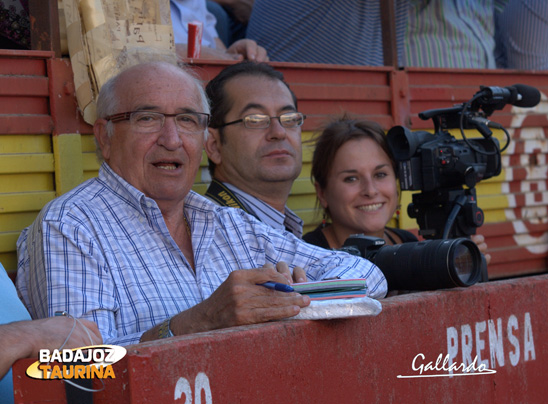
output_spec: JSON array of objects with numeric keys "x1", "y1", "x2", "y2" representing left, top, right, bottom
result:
[
  {"x1": 205, "y1": 128, "x2": 222, "y2": 165},
  {"x1": 94, "y1": 119, "x2": 111, "y2": 161},
  {"x1": 314, "y1": 182, "x2": 328, "y2": 209}
]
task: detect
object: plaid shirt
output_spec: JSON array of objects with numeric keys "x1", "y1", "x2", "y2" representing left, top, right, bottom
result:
[{"x1": 16, "y1": 163, "x2": 386, "y2": 346}]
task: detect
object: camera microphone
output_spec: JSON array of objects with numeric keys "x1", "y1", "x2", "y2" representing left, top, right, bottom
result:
[{"x1": 475, "y1": 84, "x2": 541, "y2": 108}]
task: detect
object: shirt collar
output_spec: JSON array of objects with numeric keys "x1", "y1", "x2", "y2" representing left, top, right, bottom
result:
[{"x1": 222, "y1": 182, "x2": 303, "y2": 238}]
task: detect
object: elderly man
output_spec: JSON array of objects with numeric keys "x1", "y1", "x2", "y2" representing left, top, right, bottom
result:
[
  {"x1": 204, "y1": 61, "x2": 304, "y2": 237},
  {"x1": 16, "y1": 61, "x2": 387, "y2": 346}
]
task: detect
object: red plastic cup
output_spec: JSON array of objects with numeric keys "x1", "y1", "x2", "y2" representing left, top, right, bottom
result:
[{"x1": 187, "y1": 21, "x2": 203, "y2": 59}]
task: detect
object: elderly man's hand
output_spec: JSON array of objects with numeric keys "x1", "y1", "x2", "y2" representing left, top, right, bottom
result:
[
  {"x1": 270, "y1": 262, "x2": 307, "y2": 284},
  {"x1": 169, "y1": 267, "x2": 309, "y2": 336}
]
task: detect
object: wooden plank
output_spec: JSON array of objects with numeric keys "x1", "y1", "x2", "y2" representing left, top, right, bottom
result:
[
  {"x1": 0, "y1": 53, "x2": 48, "y2": 74},
  {"x1": 0, "y1": 134, "x2": 51, "y2": 153},
  {"x1": 0, "y1": 97, "x2": 49, "y2": 115},
  {"x1": 0, "y1": 211, "x2": 42, "y2": 232},
  {"x1": 0, "y1": 76, "x2": 49, "y2": 96},
  {"x1": 82, "y1": 153, "x2": 101, "y2": 171},
  {"x1": 292, "y1": 84, "x2": 392, "y2": 101},
  {"x1": 0, "y1": 232, "x2": 20, "y2": 254},
  {"x1": 0, "y1": 192, "x2": 55, "y2": 213},
  {"x1": 0, "y1": 154, "x2": 54, "y2": 174},
  {"x1": 14, "y1": 275, "x2": 548, "y2": 403},
  {"x1": 0, "y1": 173, "x2": 53, "y2": 193},
  {"x1": 0, "y1": 115, "x2": 53, "y2": 134}
]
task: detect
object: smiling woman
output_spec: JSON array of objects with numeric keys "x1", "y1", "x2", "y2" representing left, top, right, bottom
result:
[{"x1": 303, "y1": 115, "x2": 418, "y2": 250}]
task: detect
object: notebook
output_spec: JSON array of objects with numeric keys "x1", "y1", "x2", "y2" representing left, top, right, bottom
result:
[{"x1": 292, "y1": 278, "x2": 368, "y2": 300}]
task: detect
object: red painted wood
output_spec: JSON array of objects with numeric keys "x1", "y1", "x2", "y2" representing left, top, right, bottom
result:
[
  {"x1": 48, "y1": 58, "x2": 94, "y2": 136},
  {"x1": 0, "y1": 116, "x2": 53, "y2": 134},
  {"x1": 0, "y1": 77, "x2": 49, "y2": 97},
  {"x1": 13, "y1": 274, "x2": 548, "y2": 403}
]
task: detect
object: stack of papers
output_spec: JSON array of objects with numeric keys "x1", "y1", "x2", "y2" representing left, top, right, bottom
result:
[{"x1": 292, "y1": 279, "x2": 368, "y2": 300}]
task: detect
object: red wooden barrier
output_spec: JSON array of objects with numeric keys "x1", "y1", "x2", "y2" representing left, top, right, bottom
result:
[{"x1": 13, "y1": 274, "x2": 547, "y2": 403}]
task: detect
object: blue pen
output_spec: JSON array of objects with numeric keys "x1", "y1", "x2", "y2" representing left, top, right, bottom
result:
[{"x1": 260, "y1": 281, "x2": 294, "y2": 293}]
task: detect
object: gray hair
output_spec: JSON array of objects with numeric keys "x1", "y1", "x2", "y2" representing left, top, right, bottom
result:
[{"x1": 94, "y1": 60, "x2": 210, "y2": 162}]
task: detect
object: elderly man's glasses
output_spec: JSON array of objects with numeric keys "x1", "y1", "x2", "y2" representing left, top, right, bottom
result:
[
  {"x1": 220, "y1": 112, "x2": 306, "y2": 129},
  {"x1": 106, "y1": 111, "x2": 210, "y2": 134}
]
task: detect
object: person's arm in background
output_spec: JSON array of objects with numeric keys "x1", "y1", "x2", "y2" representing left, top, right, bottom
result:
[
  {"x1": 471, "y1": 234, "x2": 491, "y2": 265},
  {"x1": 172, "y1": 0, "x2": 267, "y2": 61},
  {"x1": 176, "y1": 38, "x2": 268, "y2": 61},
  {"x1": 0, "y1": 316, "x2": 102, "y2": 379}
]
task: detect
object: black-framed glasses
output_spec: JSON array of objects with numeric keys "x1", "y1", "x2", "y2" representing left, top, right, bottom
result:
[
  {"x1": 105, "y1": 111, "x2": 210, "y2": 134},
  {"x1": 219, "y1": 112, "x2": 306, "y2": 129}
]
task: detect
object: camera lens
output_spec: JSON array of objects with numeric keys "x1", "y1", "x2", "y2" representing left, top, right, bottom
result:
[
  {"x1": 371, "y1": 238, "x2": 482, "y2": 291},
  {"x1": 452, "y1": 243, "x2": 475, "y2": 284}
]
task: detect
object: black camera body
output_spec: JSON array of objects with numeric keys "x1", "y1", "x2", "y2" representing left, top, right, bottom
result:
[
  {"x1": 340, "y1": 235, "x2": 483, "y2": 291},
  {"x1": 385, "y1": 94, "x2": 509, "y2": 239},
  {"x1": 386, "y1": 125, "x2": 502, "y2": 239},
  {"x1": 387, "y1": 127, "x2": 501, "y2": 192}
]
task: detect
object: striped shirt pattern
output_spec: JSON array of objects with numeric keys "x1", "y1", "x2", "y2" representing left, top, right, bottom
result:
[
  {"x1": 246, "y1": 0, "x2": 409, "y2": 66},
  {"x1": 219, "y1": 182, "x2": 304, "y2": 238},
  {"x1": 405, "y1": 0, "x2": 509, "y2": 69},
  {"x1": 16, "y1": 163, "x2": 386, "y2": 346},
  {"x1": 495, "y1": 0, "x2": 548, "y2": 70}
]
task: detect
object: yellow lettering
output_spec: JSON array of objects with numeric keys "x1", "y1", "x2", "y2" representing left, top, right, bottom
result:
[
  {"x1": 74, "y1": 366, "x2": 86, "y2": 379},
  {"x1": 50, "y1": 366, "x2": 62, "y2": 379},
  {"x1": 39, "y1": 364, "x2": 51, "y2": 378},
  {"x1": 103, "y1": 365, "x2": 116, "y2": 379},
  {"x1": 63, "y1": 366, "x2": 74, "y2": 378},
  {"x1": 90, "y1": 365, "x2": 103, "y2": 378}
]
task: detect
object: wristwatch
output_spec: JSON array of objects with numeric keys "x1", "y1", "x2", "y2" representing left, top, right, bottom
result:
[{"x1": 158, "y1": 317, "x2": 174, "y2": 339}]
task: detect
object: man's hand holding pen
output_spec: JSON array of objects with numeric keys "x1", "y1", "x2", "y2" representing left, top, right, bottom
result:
[
  {"x1": 268, "y1": 261, "x2": 308, "y2": 284},
  {"x1": 164, "y1": 265, "x2": 310, "y2": 338}
]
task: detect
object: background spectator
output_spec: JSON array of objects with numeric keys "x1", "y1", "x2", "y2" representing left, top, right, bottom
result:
[
  {"x1": 206, "y1": 0, "x2": 252, "y2": 47},
  {"x1": 495, "y1": 0, "x2": 548, "y2": 70},
  {"x1": 405, "y1": 0, "x2": 509, "y2": 69},
  {"x1": 171, "y1": 0, "x2": 267, "y2": 61},
  {"x1": 245, "y1": 0, "x2": 408, "y2": 65}
]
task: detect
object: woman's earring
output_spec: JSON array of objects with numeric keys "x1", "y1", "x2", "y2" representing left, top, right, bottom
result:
[{"x1": 321, "y1": 212, "x2": 327, "y2": 228}]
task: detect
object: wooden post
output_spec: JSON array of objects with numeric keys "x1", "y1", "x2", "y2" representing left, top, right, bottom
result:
[
  {"x1": 28, "y1": 0, "x2": 61, "y2": 57},
  {"x1": 381, "y1": 0, "x2": 399, "y2": 67}
]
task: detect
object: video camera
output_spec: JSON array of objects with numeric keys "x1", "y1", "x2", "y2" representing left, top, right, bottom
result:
[
  {"x1": 343, "y1": 84, "x2": 541, "y2": 290},
  {"x1": 387, "y1": 84, "x2": 540, "y2": 240}
]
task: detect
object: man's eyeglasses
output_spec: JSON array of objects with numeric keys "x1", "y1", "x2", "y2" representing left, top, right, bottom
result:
[
  {"x1": 105, "y1": 111, "x2": 210, "y2": 134},
  {"x1": 219, "y1": 112, "x2": 306, "y2": 129}
]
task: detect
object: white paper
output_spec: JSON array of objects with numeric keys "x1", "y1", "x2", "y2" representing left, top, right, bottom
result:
[{"x1": 289, "y1": 296, "x2": 382, "y2": 320}]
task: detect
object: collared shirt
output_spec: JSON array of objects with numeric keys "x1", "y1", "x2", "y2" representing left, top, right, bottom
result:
[
  {"x1": 216, "y1": 182, "x2": 304, "y2": 238},
  {"x1": 405, "y1": 0, "x2": 509, "y2": 69},
  {"x1": 495, "y1": 0, "x2": 548, "y2": 70},
  {"x1": 246, "y1": 0, "x2": 409, "y2": 65},
  {"x1": 16, "y1": 163, "x2": 386, "y2": 346}
]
